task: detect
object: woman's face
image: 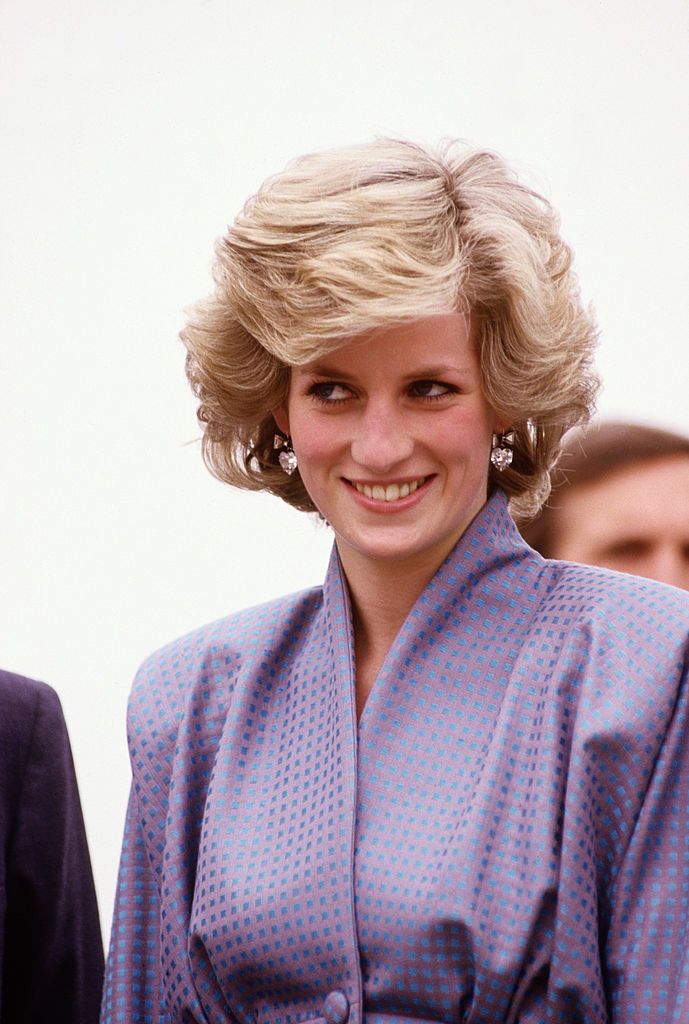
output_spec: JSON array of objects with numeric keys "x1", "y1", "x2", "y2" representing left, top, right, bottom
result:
[{"x1": 274, "y1": 314, "x2": 504, "y2": 582}]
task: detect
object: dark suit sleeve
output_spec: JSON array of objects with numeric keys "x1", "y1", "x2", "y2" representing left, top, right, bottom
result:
[{"x1": 1, "y1": 680, "x2": 104, "y2": 1024}]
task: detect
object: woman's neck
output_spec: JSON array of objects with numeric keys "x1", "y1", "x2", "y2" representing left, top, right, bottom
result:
[{"x1": 338, "y1": 550, "x2": 444, "y2": 720}]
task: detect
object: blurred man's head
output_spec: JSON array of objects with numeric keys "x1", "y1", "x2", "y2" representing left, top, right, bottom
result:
[{"x1": 519, "y1": 422, "x2": 689, "y2": 590}]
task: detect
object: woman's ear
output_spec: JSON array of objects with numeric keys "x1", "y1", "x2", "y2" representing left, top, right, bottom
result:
[
  {"x1": 272, "y1": 406, "x2": 290, "y2": 435},
  {"x1": 492, "y1": 413, "x2": 512, "y2": 436}
]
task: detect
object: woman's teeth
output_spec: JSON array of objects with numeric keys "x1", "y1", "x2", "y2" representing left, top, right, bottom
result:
[{"x1": 353, "y1": 478, "x2": 425, "y2": 501}]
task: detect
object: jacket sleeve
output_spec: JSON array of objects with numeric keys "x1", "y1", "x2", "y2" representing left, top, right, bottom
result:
[
  {"x1": 100, "y1": 788, "x2": 169, "y2": 1024},
  {"x1": 604, "y1": 653, "x2": 689, "y2": 1022},
  {"x1": 2, "y1": 683, "x2": 104, "y2": 1024}
]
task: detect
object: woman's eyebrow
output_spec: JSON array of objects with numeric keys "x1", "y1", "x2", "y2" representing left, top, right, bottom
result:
[
  {"x1": 300, "y1": 361, "x2": 356, "y2": 378},
  {"x1": 301, "y1": 362, "x2": 472, "y2": 379},
  {"x1": 400, "y1": 363, "x2": 472, "y2": 378}
]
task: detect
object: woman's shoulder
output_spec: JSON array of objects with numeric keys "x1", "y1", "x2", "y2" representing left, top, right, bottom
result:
[
  {"x1": 127, "y1": 584, "x2": 325, "y2": 732},
  {"x1": 534, "y1": 558, "x2": 689, "y2": 676},
  {"x1": 540, "y1": 557, "x2": 689, "y2": 623}
]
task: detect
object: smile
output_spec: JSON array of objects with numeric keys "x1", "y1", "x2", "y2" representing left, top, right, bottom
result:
[{"x1": 351, "y1": 477, "x2": 429, "y2": 502}]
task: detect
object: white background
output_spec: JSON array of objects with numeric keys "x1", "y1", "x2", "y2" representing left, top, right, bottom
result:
[{"x1": 2, "y1": 0, "x2": 688, "y2": 944}]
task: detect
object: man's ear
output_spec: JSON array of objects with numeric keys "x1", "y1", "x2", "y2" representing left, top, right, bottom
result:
[{"x1": 272, "y1": 406, "x2": 290, "y2": 435}]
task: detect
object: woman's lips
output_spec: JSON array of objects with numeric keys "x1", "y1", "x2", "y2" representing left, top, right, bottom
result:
[{"x1": 348, "y1": 476, "x2": 430, "y2": 503}]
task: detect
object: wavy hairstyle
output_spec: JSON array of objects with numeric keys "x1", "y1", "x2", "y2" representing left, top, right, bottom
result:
[{"x1": 182, "y1": 138, "x2": 599, "y2": 517}]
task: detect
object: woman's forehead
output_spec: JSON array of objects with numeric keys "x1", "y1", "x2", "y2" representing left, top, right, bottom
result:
[{"x1": 291, "y1": 314, "x2": 478, "y2": 376}]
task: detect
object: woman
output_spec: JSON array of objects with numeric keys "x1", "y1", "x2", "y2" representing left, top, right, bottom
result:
[
  {"x1": 102, "y1": 140, "x2": 689, "y2": 1024},
  {"x1": 518, "y1": 420, "x2": 689, "y2": 590}
]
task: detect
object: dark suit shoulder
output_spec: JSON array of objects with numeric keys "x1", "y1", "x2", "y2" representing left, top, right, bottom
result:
[
  {"x1": 0, "y1": 668, "x2": 62, "y2": 715},
  {"x1": 0, "y1": 669, "x2": 65, "y2": 757}
]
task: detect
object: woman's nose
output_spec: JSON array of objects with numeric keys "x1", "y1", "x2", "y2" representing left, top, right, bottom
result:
[{"x1": 349, "y1": 403, "x2": 414, "y2": 471}]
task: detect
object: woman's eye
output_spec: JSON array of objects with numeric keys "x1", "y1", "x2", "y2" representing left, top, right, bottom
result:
[
  {"x1": 308, "y1": 381, "x2": 352, "y2": 403},
  {"x1": 409, "y1": 380, "x2": 454, "y2": 399}
]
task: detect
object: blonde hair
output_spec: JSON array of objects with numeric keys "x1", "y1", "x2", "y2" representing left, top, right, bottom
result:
[{"x1": 182, "y1": 138, "x2": 599, "y2": 517}]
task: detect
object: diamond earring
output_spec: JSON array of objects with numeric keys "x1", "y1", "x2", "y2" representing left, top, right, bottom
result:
[
  {"x1": 274, "y1": 433, "x2": 298, "y2": 475},
  {"x1": 490, "y1": 430, "x2": 515, "y2": 471}
]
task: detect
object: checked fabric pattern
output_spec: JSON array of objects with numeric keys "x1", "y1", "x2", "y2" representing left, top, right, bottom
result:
[{"x1": 102, "y1": 491, "x2": 689, "y2": 1024}]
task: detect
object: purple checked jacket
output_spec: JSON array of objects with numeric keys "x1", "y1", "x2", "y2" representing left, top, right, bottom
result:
[{"x1": 102, "y1": 492, "x2": 689, "y2": 1024}]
